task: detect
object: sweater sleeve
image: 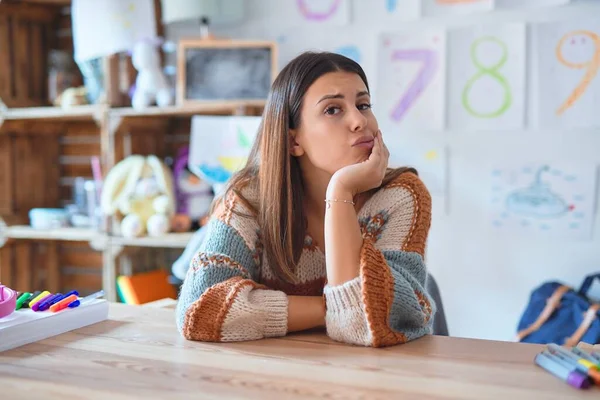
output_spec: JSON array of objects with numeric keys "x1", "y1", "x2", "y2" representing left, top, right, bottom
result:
[
  {"x1": 323, "y1": 172, "x2": 436, "y2": 347},
  {"x1": 176, "y1": 190, "x2": 289, "y2": 342}
]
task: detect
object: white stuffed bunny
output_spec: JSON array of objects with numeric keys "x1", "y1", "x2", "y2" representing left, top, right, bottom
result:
[
  {"x1": 131, "y1": 39, "x2": 173, "y2": 110},
  {"x1": 101, "y1": 155, "x2": 175, "y2": 238}
]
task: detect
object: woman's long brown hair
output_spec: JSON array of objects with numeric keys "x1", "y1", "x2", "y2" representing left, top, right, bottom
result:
[{"x1": 217, "y1": 51, "x2": 416, "y2": 283}]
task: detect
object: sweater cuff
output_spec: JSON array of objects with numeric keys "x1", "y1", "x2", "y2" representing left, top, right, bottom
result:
[
  {"x1": 249, "y1": 290, "x2": 289, "y2": 337},
  {"x1": 323, "y1": 276, "x2": 363, "y2": 312}
]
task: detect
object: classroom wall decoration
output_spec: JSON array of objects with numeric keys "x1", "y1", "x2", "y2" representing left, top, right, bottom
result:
[
  {"x1": 495, "y1": 0, "x2": 570, "y2": 9},
  {"x1": 389, "y1": 142, "x2": 449, "y2": 198},
  {"x1": 423, "y1": 0, "x2": 493, "y2": 17},
  {"x1": 449, "y1": 23, "x2": 526, "y2": 130},
  {"x1": 536, "y1": 18, "x2": 600, "y2": 129},
  {"x1": 294, "y1": 0, "x2": 350, "y2": 26},
  {"x1": 489, "y1": 163, "x2": 597, "y2": 240},
  {"x1": 377, "y1": 30, "x2": 446, "y2": 132},
  {"x1": 382, "y1": 0, "x2": 421, "y2": 21},
  {"x1": 189, "y1": 116, "x2": 262, "y2": 188}
]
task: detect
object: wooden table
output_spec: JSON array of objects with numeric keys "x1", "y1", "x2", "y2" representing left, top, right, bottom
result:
[{"x1": 0, "y1": 303, "x2": 597, "y2": 399}]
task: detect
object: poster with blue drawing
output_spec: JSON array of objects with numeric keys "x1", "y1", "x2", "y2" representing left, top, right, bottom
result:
[
  {"x1": 489, "y1": 163, "x2": 597, "y2": 240},
  {"x1": 354, "y1": 0, "x2": 420, "y2": 23},
  {"x1": 189, "y1": 116, "x2": 261, "y2": 193}
]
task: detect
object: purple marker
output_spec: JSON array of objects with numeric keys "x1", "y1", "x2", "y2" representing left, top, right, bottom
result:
[
  {"x1": 535, "y1": 351, "x2": 590, "y2": 389},
  {"x1": 46, "y1": 290, "x2": 79, "y2": 308},
  {"x1": 36, "y1": 293, "x2": 62, "y2": 311},
  {"x1": 31, "y1": 293, "x2": 53, "y2": 312}
]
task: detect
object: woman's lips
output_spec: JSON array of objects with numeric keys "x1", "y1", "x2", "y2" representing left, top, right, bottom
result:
[{"x1": 352, "y1": 138, "x2": 374, "y2": 149}]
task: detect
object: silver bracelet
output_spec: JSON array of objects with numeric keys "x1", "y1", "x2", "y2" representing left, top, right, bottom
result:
[{"x1": 324, "y1": 199, "x2": 355, "y2": 209}]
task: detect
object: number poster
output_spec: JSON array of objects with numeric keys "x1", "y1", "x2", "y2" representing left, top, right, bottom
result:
[
  {"x1": 536, "y1": 18, "x2": 600, "y2": 128},
  {"x1": 377, "y1": 31, "x2": 446, "y2": 133},
  {"x1": 448, "y1": 23, "x2": 526, "y2": 130}
]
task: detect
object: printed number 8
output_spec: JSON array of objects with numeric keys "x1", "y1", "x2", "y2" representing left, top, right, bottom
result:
[{"x1": 462, "y1": 36, "x2": 512, "y2": 119}]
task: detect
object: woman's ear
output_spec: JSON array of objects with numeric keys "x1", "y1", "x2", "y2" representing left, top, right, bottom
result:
[{"x1": 289, "y1": 130, "x2": 305, "y2": 157}]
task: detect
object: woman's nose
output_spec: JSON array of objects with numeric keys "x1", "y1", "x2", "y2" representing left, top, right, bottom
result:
[{"x1": 348, "y1": 108, "x2": 367, "y2": 132}]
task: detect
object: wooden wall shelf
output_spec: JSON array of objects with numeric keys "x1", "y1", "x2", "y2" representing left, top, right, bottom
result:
[
  {"x1": 5, "y1": 225, "x2": 100, "y2": 242},
  {"x1": 0, "y1": 105, "x2": 104, "y2": 124},
  {"x1": 3, "y1": 225, "x2": 192, "y2": 249}
]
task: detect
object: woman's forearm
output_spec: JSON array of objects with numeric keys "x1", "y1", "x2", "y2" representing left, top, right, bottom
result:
[
  {"x1": 287, "y1": 295, "x2": 326, "y2": 332},
  {"x1": 324, "y1": 180, "x2": 363, "y2": 286}
]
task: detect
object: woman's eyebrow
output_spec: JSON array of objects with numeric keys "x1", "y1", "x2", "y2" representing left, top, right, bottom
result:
[{"x1": 316, "y1": 90, "x2": 370, "y2": 105}]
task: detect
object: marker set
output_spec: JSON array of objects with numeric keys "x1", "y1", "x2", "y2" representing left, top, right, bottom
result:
[{"x1": 535, "y1": 343, "x2": 600, "y2": 390}]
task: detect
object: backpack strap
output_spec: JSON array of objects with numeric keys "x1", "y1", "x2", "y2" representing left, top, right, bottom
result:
[
  {"x1": 515, "y1": 285, "x2": 570, "y2": 342},
  {"x1": 564, "y1": 304, "x2": 600, "y2": 347}
]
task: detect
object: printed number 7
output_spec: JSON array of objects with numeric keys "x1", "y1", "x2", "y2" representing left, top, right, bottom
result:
[{"x1": 390, "y1": 49, "x2": 438, "y2": 122}]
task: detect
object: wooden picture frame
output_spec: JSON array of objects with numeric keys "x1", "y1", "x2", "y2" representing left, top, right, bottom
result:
[{"x1": 177, "y1": 39, "x2": 278, "y2": 107}]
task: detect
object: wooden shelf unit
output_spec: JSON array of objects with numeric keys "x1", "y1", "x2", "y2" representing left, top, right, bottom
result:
[
  {"x1": 0, "y1": 0, "x2": 266, "y2": 302},
  {"x1": 0, "y1": 101, "x2": 263, "y2": 301}
]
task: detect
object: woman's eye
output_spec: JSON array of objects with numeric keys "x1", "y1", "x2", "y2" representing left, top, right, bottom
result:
[
  {"x1": 324, "y1": 106, "x2": 341, "y2": 115},
  {"x1": 358, "y1": 103, "x2": 373, "y2": 111}
]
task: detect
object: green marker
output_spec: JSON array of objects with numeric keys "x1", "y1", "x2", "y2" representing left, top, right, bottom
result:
[{"x1": 15, "y1": 292, "x2": 32, "y2": 310}]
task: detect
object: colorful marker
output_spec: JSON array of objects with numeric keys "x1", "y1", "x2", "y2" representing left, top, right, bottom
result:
[
  {"x1": 548, "y1": 344, "x2": 600, "y2": 385},
  {"x1": 36, "y1": 293, "x2": 62, "y2": 312},
  {"x1": 28, "y1": 290, "x2": 50, "y2": 309},
  {"x1": 535, "y1": 351, "x2": 590, "y2": 389},
  {"x1": 67, "y1": 290, "x2": 105, "y2": 309},
  {"x1": 22, "y1": 290, "x2": 41, "y2": 308},
  {"x1": 31, "y1": 292, "x2": 54, "y2": 311},
  {"x1": 571, "y1": 347, "x2": 600, "y2": 369},
  {"x1": 49, "y1": 294, "x2": 78, "y2": 313},
  {"x1": 46, "y1": 290, "x2": 79, "y2": 307},
  {"x1": 15, "y1": 292, "x2": 32, "y2": 310}
]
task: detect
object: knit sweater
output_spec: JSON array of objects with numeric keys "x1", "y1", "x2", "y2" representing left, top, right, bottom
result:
[{"x1": 176, "y1": 172, "x2": 435, "y2": 347}]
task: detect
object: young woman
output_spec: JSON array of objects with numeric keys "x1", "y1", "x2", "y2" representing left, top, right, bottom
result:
[{"x1": 176, "y1": 51, "x2": 435, "y2": 347}]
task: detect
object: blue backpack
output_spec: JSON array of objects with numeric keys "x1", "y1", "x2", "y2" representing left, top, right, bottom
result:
[{"x1": 516, "y1": 273, "x2": 600, "y2": 345}]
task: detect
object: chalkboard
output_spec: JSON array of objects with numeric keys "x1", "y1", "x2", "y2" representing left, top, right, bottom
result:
[{"x1": 177, "y1": 40, "x2": 277, "y2": 105}]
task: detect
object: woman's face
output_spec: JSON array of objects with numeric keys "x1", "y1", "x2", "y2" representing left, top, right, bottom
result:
[{"x1": 290, "y1": 71, "x2": 379, "y2": 176}]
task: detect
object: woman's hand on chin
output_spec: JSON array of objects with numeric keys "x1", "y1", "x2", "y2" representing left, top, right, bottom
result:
[{"x1": 327, "y1": 130, "x2": 390, "y2": 198}]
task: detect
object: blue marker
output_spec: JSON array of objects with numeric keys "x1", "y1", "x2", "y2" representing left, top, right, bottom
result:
[
  {"x1": 46, "y1": 290, "x2": 79, "y2": 308},
  {"x1": 534, "y1": 351, "x2": 590, "y2": 389},
  {"x1": 69, "y1": 290, "x2": 105, "y2": 308},
  {"x1": 37, "y1": 293, "x2": 62, "y2": 311}
]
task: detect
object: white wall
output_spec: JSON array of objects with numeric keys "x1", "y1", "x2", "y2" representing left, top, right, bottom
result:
[{"x1": 167, "y1": 0, "x2": 600, "y2": 341}]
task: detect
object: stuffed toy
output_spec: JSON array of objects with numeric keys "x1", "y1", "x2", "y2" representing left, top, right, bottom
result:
[
  {"x1": 101, "y1": 155, "x2": 175, "y2": 238},
  {"x1": 131, "y1": 39, "x2": 173, "y2": 110},
  {"x1": 170, "y1": 146, "x2": 214, "y2": 232}
]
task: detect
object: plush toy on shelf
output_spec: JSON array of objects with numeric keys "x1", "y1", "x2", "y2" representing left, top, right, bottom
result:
[
  {"x1": 170, "y1": 146, "x2": 214, "y2": 232},
  {"x1": 130, "y1": 38, "x2": 173, "y2": 110},
  {"x1": 101, "y1": 155, "x2": 175, "y2": 238}
]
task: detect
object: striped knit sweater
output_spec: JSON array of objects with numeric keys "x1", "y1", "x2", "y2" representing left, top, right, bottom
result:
[{"x1": 176, "y1": 172, "x2": 435, "y2": 347}]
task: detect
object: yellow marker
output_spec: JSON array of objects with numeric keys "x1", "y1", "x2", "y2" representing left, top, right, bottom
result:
[{"x1": 28, "y1": 290, "x2": 50, "y2": 308}]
